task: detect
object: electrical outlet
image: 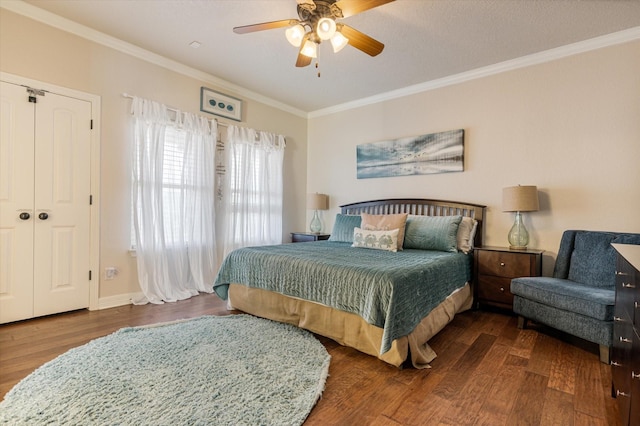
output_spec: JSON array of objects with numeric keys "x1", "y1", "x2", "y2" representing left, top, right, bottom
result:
[{"x1": 105, "y1": 267, "x2": 118, "y2": 280}]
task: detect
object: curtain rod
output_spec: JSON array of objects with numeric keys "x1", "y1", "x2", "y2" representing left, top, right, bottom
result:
[{"x1": 121, "y1": 93, "x2": 228, "y2": 127}]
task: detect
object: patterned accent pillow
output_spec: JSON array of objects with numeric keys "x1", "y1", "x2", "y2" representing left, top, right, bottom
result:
[
  {"x1": 361, "y1": 213, "x2": 408, "y2": 250},
  {"x1": 404, "y1": 215, "x2": 462, "y2": 252},
  {"x1": 328, "y1": 214, "x2": 362, "y2": 243},
  {"x1": 352, "y1": 227, "x2": 399, "y2": 252}
]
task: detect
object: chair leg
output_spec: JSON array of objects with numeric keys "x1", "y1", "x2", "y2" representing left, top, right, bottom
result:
[
  {"x1": 517, "y1": 316, "x2": 527, "y2": 329},
  {"x1": 599, "y1": 345, "x2": 610, "y2": 364}
]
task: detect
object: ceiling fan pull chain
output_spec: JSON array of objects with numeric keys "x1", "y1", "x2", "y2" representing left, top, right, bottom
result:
[{"x1": 316, "y1": 61, "x2": 320, "y2": 78}]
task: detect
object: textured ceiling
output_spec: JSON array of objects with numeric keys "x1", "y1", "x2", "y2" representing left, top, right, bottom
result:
[{"x1": 16, "y1": 0, "x2": 640, "y2": 113}]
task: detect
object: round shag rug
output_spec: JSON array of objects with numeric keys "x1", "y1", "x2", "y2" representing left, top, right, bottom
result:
[{"x1": 0, "y1": 314, "x2": 330, "y2": 425}]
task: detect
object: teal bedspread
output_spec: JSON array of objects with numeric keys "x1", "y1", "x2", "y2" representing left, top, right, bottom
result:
[{"x1": 213, "y1": 241, "x2": 472, "y2": 354}]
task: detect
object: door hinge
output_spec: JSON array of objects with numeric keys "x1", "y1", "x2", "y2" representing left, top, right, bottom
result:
[
  {"x1": 90, "y1": 119, "x2": 93, "y2": 130},
  {"x1": 89, "y1": 270, "x2": 92, "y2": 280},
  {"x1": 25, "y1": 86, "x2": 45, "y2": 103},
  {"x1": 90, "y1": 195, "x2": 93, "y2": 205}
]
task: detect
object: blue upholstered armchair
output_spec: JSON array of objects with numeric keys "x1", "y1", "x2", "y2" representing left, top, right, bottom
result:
[{"x1": 510, "y1": 230, "x2": 640, "y2": 363}]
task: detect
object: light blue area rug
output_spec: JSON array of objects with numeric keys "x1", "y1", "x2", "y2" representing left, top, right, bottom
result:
[{"x1": 0, "y1": 314, "x2": 330, "y2": 425}]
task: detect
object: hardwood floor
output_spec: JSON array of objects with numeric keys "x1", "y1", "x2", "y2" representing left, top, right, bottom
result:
[{"x1": 0, "y1": 294, "x2": 620, "y2": 425}]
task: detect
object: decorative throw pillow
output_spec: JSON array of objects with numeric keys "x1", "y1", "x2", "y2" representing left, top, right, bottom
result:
[
  {"x1": 403, "y1": 215, "x2": 463, "y2": 252},
  {"x1": 360, "y1": 213, "x2": 408, "y2": 250},
  {"x1": 456, "y1": 216, "x2": 478, "y2": 254},
  {"x1": 351, "y1": 227, "x2": 399, "y2": 252},
  {"x1": 328, "y1": 214, "x2": 362, "y2": 243}
]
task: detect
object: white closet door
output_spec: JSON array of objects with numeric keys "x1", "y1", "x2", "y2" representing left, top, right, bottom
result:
[
  {"x1": 0, "y1": 81, "x2": 36, "y2": 323},
  {"x1": 0, "y1": 81, "x2": 92, "y2": 322},
  {"x1": 33, "y1": 91, "x2": 92, "y2": 317}
]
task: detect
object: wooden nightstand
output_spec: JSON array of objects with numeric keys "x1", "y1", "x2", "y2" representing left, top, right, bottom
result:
[
  {"x1": 474, "y1": 246, "x2": 543, "y2": 311},
  {"x1": 291, "y1": 232, "x2": 330, "y2": 243}
]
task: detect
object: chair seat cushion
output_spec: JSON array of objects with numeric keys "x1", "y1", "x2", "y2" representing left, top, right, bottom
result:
[{"x1": 510, "y1": 276, "x2": 615, "y2": 321}]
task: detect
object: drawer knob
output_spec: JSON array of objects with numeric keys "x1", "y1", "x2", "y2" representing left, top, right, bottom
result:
[
  {"x1": 611, "y1": 361, "x2": 622, "y2": 367},
  {"x1": 499, "y1": 287, "x2": 505, "y2": 292},
  {"x1": 620, "y1": 336, "x2": 632, "y2": 343},
  {"x1": 616, "y1": 390, "x2": 630, "y2": 398},
  {"x1": 500, "y1": 262, "x2": 505, "y2": 267},
  {"x1": 622, "y1": 283, "x2": 635, "y2": 289},
  {"x1": 632, "y1": 371, "x2": 640, "y2": 380},
  {"x1": 614, "y1": 316, "x2": 624, "y2": 322}
]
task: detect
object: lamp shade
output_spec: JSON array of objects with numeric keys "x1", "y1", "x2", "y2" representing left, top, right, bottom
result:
[
  {"x1": 285, "y1": 24, "x2": 305, "y2": 47},
  {"x1": 316, "y1": 17, "x2": 336, "y2": 40},
  {"x1": 300, "y1": 39, "x2": 318, "y2": 58},
  {"x1": 307, "y1": 193, "x2": 328, "y2": 210},
  {"x1": 330, "y1": 31, "x2": 349, "y2": 52},
  {"x1": 502, "y1": 185, "x2": 539, "y2": 212}
]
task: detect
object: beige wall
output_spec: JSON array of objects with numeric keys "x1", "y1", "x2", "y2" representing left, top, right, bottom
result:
[
  {"x1": 0, "y1": 10, "x2": 308, "y2": 303},
  {"x1": 308, "y1": 40, "x2": 640, "y2": 275},
  {"x1": 2, "y1": 7, "x2": 639, "y2": 302}
]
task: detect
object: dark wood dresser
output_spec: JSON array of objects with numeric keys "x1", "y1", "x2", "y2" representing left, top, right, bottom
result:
[{"x1": 611, "y1": 243, "x2": 640, "y2": 426}]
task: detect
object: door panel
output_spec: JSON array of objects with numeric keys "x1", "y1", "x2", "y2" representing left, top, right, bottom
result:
[
  {"x1": 0, "y1": 81, "x2": 35, "y2": 323},
  {"x1": 0, "y1": 80, "x2": 91, "y2": 323},
  {"x1": 33, "y1": 91, "x2": 91, "y2": 317}
]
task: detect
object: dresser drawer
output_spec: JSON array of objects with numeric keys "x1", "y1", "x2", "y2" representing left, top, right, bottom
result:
[
  {"x1": 477, "y1": 250, "x2": 532, "y2": 278},
  {"x1": 477, "y1": 276, "x2": 514, "y2": 306}
]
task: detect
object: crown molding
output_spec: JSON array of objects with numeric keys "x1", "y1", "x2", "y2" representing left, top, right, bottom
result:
[
  {"x1": 1, "y1": 0, "x2": 307, "y2": 118},
  {"x1": 308, "y1": 26, "x2": 640, "y2": 118}
]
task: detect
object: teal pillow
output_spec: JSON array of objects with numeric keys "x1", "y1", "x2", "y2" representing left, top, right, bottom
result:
[
  {"x1": 403, "y1": 215, "x2": 463, "y2": 252},
  {"x1": 328, "y1": 214, "x2": 362, "y2": 243}
]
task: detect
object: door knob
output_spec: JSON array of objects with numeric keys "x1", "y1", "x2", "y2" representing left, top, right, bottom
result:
[
  {"x1": 19, "y1": 212, "x2": 30, "y2": 220},
  {"x1": 38, "y1": 212, "x2": 49, "y2": 220}
]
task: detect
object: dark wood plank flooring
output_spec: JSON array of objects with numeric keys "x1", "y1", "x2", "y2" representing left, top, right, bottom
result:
[{"x1": 0, "y1": 294, "x2": 620, "y2": 425}]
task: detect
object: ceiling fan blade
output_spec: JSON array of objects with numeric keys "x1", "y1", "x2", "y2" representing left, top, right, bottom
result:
[
  {"x1": 339, "y1": 24, "x2": 384, "y2": 56},
  {"x1": 233, "y1": 19, "x2": 298, "y2": 34},
  {"x1": 333, "y1": 0, "x2": 395, "y2": 18},
  {"x1": 296, "y1": 52, "x2": 313, "y2": 67},
  {"x1": 295, "y1": 34, "x2": 313, "y2": 67}
]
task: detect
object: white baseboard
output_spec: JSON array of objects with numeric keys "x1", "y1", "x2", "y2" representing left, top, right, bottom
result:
[{"x1": 96, "y1": 292, "x2": 144, "y2": 310}]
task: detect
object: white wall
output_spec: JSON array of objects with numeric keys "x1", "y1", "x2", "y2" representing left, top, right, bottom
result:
[
  {"x1": 307, "y1": 40, "x2": 640, "y2": 275},
  {"x1": 0, "y1": 9, "x2": 309, "y2": 304}
]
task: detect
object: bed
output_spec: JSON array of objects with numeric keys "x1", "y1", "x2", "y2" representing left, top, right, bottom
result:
[{"x1": 214, "y1": 198, "x2": 485, "y2": 368}]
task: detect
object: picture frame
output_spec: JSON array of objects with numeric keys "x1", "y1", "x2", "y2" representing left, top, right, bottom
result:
[
  {"x1": 356, "y1": 129, "x2": 464, "y2": 179},
  {"x1": 200, "y1": 87, "x2": 242, "y2": 122}
]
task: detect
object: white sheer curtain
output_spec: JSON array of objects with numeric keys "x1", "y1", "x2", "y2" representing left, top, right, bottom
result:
[
  {"x1": 131, "y1": 97, "x2": 217, "y2": 304},
  {"x1": 222, "y1": 125, "x2": 285, "y2": 257}
]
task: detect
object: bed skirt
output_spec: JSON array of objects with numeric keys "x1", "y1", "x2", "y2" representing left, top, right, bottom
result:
[{"x1": 227, "y1": 282, "x2": 472, "y2": 368}]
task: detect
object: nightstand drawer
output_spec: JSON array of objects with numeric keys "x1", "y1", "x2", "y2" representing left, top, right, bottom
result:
[
  {"x1": 291, "y1": 232, "x2": 330, "y2": 243},
  {"x1": 477, "y1": 276, "x2": 514, "y2": 306},
  {"x1": 477, "y1": 250, "x2": 532, "y2": 278}
]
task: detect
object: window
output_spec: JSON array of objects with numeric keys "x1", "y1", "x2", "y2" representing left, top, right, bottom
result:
[{"x1": 131, "y1": 124, "x2": 209, "y2": 249}]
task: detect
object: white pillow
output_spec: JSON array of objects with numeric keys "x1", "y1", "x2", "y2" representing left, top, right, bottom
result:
[
  {"x1": 456, "y1": 217, "x2": 478, "y2": 254},
  {"x1": 352, "y1": 227, "x2": 399, "y2": 252}
]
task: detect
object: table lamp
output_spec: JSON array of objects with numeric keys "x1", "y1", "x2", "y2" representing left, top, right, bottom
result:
[
  {"x1": 307, "y1": 193, "x2": 328, "y2": 233},
  {"x1": 502, "y1": 185, "x2": 539, "y2": 250}
]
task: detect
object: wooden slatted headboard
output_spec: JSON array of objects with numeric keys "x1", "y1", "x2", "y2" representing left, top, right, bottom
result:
[{"x1": 340, "y1": 198, "x2": 486, "y2": 247}]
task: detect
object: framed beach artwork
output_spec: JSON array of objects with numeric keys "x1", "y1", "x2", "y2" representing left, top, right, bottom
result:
[
  {"x1": 356, "y1": 129, "x2": 464, "y2": 179},
  {"x1": 200, "y1": 87, "x2": 242, "y2": 121}
]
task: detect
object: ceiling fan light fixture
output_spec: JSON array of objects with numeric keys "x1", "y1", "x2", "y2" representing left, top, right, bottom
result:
[
  {"x1": 301, "y1": 39, "x2": 318, "y2": 58},
  {"x1": 330, "y1": 31, "x2": 349, "y2": 52},
  {"x1": 285, "y1": 24, "x2": 305, "y2": 47},
  {"x1": 316, "y1": 17, "x2": 336, "y2": 40}
]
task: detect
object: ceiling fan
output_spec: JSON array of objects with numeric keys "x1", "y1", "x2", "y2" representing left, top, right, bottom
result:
[{"x1": 233, "y1": 0, "x2": 395, "y2": 68}]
